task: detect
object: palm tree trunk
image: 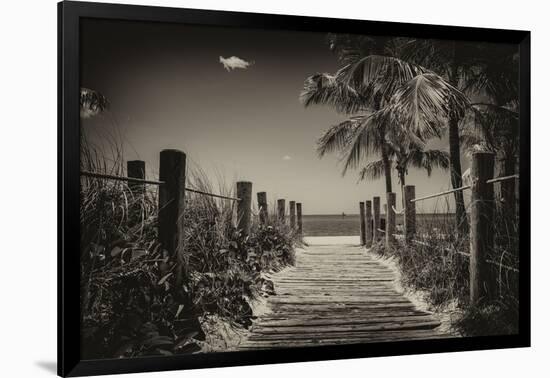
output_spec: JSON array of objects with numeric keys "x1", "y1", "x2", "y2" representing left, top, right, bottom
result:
[
  {"x1": 448, "y1": 114, "x2": 468, "y2": 234},
  {"x1": 398, "y1": 169, "x2": 406, "y2": 208},
  {"x1": 381, "y1": 145, "x2": 392, "y2": 193},
  {"x1": 447, "y1": 58, "x2": 468, "y2": 235}
]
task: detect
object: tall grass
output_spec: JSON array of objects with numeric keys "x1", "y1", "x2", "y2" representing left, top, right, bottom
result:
[
  {"x1": 80, "y1": 136, "x2": 300, "y2": 358},
  {"x1": 371, "y1": 197, "x2": 519, "y2": 336}
]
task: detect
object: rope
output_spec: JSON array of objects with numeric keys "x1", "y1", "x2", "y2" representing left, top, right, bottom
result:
[
  {"x1": 410, "y1": 185, "x2": 471, "y2": 203},
  {"x1": 81, "y1": 170, "x2": 164, "y2": 185},
  {"x1": 186, "y1": 188, "x2": 241, "y2": 202},
  {"x1": 80, "y1": 170, "x2": 241, "y2": 201},
  {"x1": 486, "y1": 174, "x2": 519, "y2": 184},
  {"x1": 392, "y1": 206, "x2": 405, "y2": 214}
]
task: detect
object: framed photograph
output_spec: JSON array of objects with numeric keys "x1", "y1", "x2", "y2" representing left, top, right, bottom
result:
[{"x1": 58, "y1": 1, "x2": 530, "y2": 376}]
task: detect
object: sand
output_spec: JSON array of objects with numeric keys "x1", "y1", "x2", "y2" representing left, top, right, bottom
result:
[{"x1": 304, "y1": 235, "x2": 360, "y2": 245}]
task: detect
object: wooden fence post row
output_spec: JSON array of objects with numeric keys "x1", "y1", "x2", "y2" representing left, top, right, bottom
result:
[
  {"x1": 289, "y1": 201, "x2": 296, "y2": 228},
  {"x1": 158, "y1": 149, "x2": 187, "y2": 289},
  {"x1": 365, "y1": 200, "x2": 373, "y2": 248},
  {"x1": 373, "y1": 196, "x2": 381, "y2": 242},
  {"x1": 277, "y1": 199, "x2": 286, "y2": 223},
  {"x1": 296, "y1": 203, "x2": 303, "y2": 234},
  {"x1": 404, "y1": 185, "x2": 416, "y2": 244},
  {"x1": 237, "y1": 182, "x2": 253, "y2": 236},
  {"x1": 257, "y1": 191, "x2": 268, "y2": 224},
  {"x1": 127, "y1": 160, "x2": 146, "y2": 194},
  {"x1": 385, "y1": 192, "x2": 396, "y2": 248},
  {"x1": 256, "y1": 194, "x2": 301, "y2": 232},
  {"x1": 359, "y1": 202, "x2": 366, "y2": 245},
  {"x1": 470, "y1": 152, "x2": 496, "y2": 304}
]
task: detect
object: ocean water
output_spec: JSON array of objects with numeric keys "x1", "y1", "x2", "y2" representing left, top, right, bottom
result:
[{"x1": 302, "y1": 214, "x2": 454, "y2": 236}]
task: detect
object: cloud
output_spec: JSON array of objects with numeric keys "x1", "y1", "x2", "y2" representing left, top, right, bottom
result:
[
  {"x1": 282, "y1": 155, "x2": 292, "y2": 161},
  {"x1": 219, "y1": 56, "x2": 254, "y2": 71}
]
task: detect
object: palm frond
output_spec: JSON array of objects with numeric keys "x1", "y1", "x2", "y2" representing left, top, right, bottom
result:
[
  {"x1": 317, "y1": 119, "x2": 362, "y2": 157},
  {"x1": 342, "y1": 55, "x2": 428, "y2": 105},
  {"x1": 409, "y1": 149, "x2": 450, "y2": 176},
  {"x1": 470, "y1": 103, "x2": 519, "y2": 153},
  {"x1": 327, "y1": 33, "x2": 395, "y2": 66},
  {"x1": 387, "y1": 73, "x2": 470, "y2": 140},
  {"x1": 459, "y1": 127, "x2": 483, "y2": 149},
  {"x1": 358, "y1": 159, "x2": 386, "y2": 181},
  {"x1": 462, "y1": 44, "x2": 519, "y2": 105},
  {"x1": 300, "y1": 71, "x2": 366, "y2": 114},
  {"x1": 341, "y1": 110, "x2": 387, "y2": 175},
  {"x1": 80, "y1": 87, "x2": 109, "y2": 118}
]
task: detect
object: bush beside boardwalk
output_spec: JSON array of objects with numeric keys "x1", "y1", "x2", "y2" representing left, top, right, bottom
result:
[
  {"x1": 369, "y1": 207, "x2": 519, "y2": 336},
  {"x1": 80, "y1": 158, "x2": 300, "y2": 359}
]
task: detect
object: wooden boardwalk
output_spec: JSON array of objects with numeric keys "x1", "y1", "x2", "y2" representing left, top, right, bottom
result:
[{"x1": 240, "y1": 243, "x2": 447, "y2": 350}]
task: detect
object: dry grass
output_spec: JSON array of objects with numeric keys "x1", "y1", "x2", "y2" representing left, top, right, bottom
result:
[
  {"x1": 372, "y1": 201, "x2": 519, "y2": 336},
  {"x1": 79, "y1": 137, "x2": 301, "y2": 358}
]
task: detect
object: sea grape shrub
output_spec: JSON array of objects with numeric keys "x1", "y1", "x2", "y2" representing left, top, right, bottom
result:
[
  {"x1": 81, "y1": 242, "x2": 203, "y2": 359},
  {"x1": 185, "y1": 222, "x2": 298, "y2": 329},
  {"x1": 247, "y1": 224, "x2": 297, "y2": 269},
  {"x1": 80, "y1": 163, "x2": 300, "y2": 357},
  {"x1": 370, "y1": 206, "x2": 519, "y2": 336}
]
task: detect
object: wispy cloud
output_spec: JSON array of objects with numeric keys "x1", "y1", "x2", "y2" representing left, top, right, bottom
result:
[
  {"x1": 282, "y1": 155, "x2": 292, "y2": 161},
  {"x1": 219, "y1": 56, "x2": 254, "y2": 71}
]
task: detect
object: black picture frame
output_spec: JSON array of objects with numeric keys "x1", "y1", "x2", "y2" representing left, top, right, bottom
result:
[{"x1": 58, "y1": 1, "x2": 531, "y2": 376}]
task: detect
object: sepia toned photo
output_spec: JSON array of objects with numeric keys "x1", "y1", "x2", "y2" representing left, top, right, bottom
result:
[{"x1": 78, "y1": 17, "x2": 523, "y2": 360}]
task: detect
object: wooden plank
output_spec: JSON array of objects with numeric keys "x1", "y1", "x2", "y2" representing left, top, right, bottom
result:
[
  {"x1": 239, "y1": 242, "x2": 448, "y2": 350},
  {"x1": 255, "y1": 315, "x2": 438, "y2": 327},
  {"x1": 251, "y1": 320, "x2": 441, "y2": 334}
]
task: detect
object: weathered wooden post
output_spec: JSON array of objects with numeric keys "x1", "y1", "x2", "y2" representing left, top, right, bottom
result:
[
  {"x1": 373, "y1": 196, "x2": 381, "y2": 242},
  {"x1": 365, "y1": 200, "x2": 373, "y2": 247},
  {"x1": 359, "y1": 202, "x2": 366, "y2": 245},
  {"x1": 277, "y1": 199, "x2": 286, "y2": 223},
  {"x1": 127, "y1": 160, "x2": 145, "y2": 194},
  {"x1": 257, "y1": 192, "x2": 268, "y2": 224},
  {"x1": 470, "y1": 152, "x2": 495, "y2": 304},
  {"x1": 289, "y1": 201, "x2": 296, "y2": 229},
  {"x1": 159, "y1": 149, "x2": 186, "y2": 290},
  {"x1": 296, "y1": 203, "x2": 303, "y2": 234},
  {"x1": 237, "y1": 182, "x2": 253, "y2": 236},
  {"x1": 385, "y1": 192, "x2": 396, "y2": 248},
  {"x1": 404, "y1": 185, "x2": 416, "y2": 244}
]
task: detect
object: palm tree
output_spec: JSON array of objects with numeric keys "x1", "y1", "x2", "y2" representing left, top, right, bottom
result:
[
  {"x1": 302, "y1": 35, "x2": 396, "y2": 193},
  {"x1": 465, "y1": 44, "x2": 519, "y2": 217},
  {"x1": 398, "y1": 38, "x2": 487, "y2": 233},
  {"x1": 359, "y1": 131, "x2": 450, "y2": 207},
  {"x1": 302, "y1": 35, "x2": 469, "y2": 200},
  {"x1": 461, "y1": 104, "x2": 519, "y2": 217}
]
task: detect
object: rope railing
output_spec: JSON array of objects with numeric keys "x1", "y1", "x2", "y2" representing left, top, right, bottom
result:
[
  {"x1": 410, "y1": 185, "x2": 471, "y2": 203},
  {"x1": 185, "y1": 188, "x2": 241, "y2": 202},
  {"x1": 81, "y1": 170, "x2": 164, "y2": 185},
  {"x1": 486, "y1": 174, "x2": 520, "y2": 184},
  {"x1": 410, "y1": 174, "x2": 519, "y2": 203},
  {"x1": 80, "y1": 170, "x2": 242, "y2": 201},
  {"x1": 362, "y1": 153, "x2": 519, "y2": 305}
]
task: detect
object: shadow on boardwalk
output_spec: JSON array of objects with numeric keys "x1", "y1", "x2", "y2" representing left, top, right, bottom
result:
[{"x1": 239, "y1": 240, "x2": 451, "y2": 350}]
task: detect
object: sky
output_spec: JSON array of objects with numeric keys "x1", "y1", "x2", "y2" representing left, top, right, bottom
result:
[{"x1": 80, "y1": 18, "x2": 473, "y2": 215}]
